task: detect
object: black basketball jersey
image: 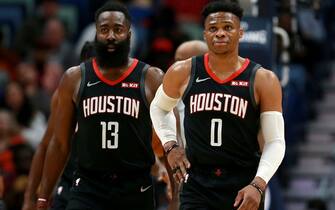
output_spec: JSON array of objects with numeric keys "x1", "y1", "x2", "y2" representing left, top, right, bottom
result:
[
  {"x1": 183, "y1": 54, "x2": 261, "y2": 169},
  {"x1": 76, "y1": 58, "x2": 154, "y2": 173}
]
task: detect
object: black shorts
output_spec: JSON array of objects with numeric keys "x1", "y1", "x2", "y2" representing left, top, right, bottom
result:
[
  {"x1": 50, "y1": 178, "x2": 72, "y2": 210},
  {"x1": 180, "y1": 166, "x2": 264, "y2": 210},
  {"x1": 65, "y1": 169, "x2": 155, "y2": 210}
]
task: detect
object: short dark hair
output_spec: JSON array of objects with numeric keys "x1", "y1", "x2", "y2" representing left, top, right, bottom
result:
[
  {"x1": 95, "y1": 1, "x2": 131, "y2": 25},
  {"x1": 201, "y1": 0, "x2": 243, "y2": 24}
]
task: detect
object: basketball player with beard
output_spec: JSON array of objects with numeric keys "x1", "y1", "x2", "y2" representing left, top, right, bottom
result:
[{"x1": 36, "y1": 2, "x2": 164, "y2": 210}]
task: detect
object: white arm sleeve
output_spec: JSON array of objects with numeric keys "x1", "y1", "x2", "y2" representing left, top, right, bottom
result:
[
  {"x1": 150, "y1": 85, "x2": 180, "y2": 145},
  {"x1": 256, "y1": 111, "x2": 286, "y2": 183}
]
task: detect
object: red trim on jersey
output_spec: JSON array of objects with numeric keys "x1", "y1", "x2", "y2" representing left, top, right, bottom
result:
[
  {"x1": 92, "y1": 58, "x2": 139, "y2": 86},
  {"x1": 204, "y1": 53, "x2": 250, "y2": 84}
]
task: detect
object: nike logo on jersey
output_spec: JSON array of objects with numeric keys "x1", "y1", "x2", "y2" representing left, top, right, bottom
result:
[
  {"x1": 87, "y1": 81, "x2": 101, "y2": 87},
  {"x1": 140, "y1": 185, "x2": 152, "y2": 192},
  {"x1": 196, "y1": 77, "x2": 211, "y2": 83},
  {"x1": 75, "y1": 178, "x2": 81, "y2": 186},
  {"x1": 57, "y1": 186, "x2": 63, "y2": 195}
]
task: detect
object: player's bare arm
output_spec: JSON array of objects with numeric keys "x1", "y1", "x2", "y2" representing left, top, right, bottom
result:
[
  {"x1": 145, "y1": 66, "x2": 164, "y2": 104},
  {"x1": 145, "y1": 66, "x2": 175, "y2": 197},
  {"x1": 254, "y1": 68, "x2": 283, "y2": 113},
  {"x1": 234, "y1": 68, "x2": 285, "y2": 210},
  {"x1": 163, "y1": 59, "x2": 192, "y2": 99},
  {"x1": 150, "y1": 59, "x2": 193, "y2": 183},
  {"x1": 22, "y1": 90, "x2": 59, "y2": 210},
  {"x1": 164, "y1": 59, "x2": 191, "y2": 151},
  {"x1": 37, "y1": 66, "x2": 81, "y2": 210}
]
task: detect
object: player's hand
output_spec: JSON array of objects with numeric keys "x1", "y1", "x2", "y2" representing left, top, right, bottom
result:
[
  {"x1": 152, "y1": 158, "x2": 173, "y2": 200},
  {"x1": 165, "y1": 142, "x2": 191, "y2": 183},
  {"x1": 233, "y1": 184, "x2": 262, "y2": 210},
  {"x1": 36, "y1": 198, "x2": 49, "y2": 210}
]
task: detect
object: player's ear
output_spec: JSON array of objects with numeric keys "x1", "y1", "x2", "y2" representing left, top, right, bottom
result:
[
  {"x1": 239, "y1": 27, "x2": 244, "y2": 39},
  {"x1": 128, "y1": 28, "x2": 132, "y2": 38}
]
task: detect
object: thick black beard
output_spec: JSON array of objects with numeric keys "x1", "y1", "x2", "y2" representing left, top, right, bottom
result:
[{"x1": 94, "y1": 36, "x2": 130, "y2": 68}]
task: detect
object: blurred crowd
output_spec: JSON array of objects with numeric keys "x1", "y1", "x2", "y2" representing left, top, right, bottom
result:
[{"x1": 0, "y1": 0, "x2": 334, "y2": 210}]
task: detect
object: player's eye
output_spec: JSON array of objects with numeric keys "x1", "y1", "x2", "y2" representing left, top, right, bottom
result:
[
  {"x1": 100, "y1": 28, "x2": 109, "y2": 34},
  {"x1": 225, "y1": 25, "x2": 233, "y2": 31},
  {"x1": 209, "y1": 26, "x2": 217, "y2": 32}
]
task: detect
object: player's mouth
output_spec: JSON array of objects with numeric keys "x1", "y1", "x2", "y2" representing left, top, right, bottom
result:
[
  {"x1": 213, "y1": 40, "x2": 229, "y2": 46},
  {"x1": 107, "y1": 44, "x2": 116, "y2": 52}
]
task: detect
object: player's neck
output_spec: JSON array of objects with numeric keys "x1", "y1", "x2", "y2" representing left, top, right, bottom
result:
[{"x1": 207, "y1": 51, "x2": 243, "y2": 74}]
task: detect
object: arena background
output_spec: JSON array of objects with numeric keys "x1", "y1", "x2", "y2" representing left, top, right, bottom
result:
[{"x1": 0, "y1": 0, "x2": 334, "y2": 209}]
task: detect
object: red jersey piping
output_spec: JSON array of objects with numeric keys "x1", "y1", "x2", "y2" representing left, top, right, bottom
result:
[
  {"x1": 92, "y1": 58, "x2": 139, "y2": 86},
  {"x1": 204, "y1": 53, "x2": 250, "y2": 84}
]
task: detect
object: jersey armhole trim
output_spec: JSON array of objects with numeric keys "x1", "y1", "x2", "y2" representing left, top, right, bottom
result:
[
  {"x1": 182, "y1": 56, "x2": 197, "y2": 100},
  {"x1": 140, "y1": 64, "x2": 150, "y2": 109},
  {"x1": 76, "y1": 62, "x2": 86, "y2": 107},
  {"x1": 249, "y1": 64, "x2": 261, "y2": 109}
]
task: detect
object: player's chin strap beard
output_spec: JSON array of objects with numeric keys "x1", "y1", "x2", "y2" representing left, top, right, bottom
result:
[{"x1": 94, "y1": 38, "x2": 130, "y2": 68}]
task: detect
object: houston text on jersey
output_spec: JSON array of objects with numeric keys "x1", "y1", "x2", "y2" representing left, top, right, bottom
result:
[
  {"x1": 82, "y1": 95, "x2": 140, "y2": 118},
  {"x1": 190, "y1": 93, "x2": 248, "y2": 118}
]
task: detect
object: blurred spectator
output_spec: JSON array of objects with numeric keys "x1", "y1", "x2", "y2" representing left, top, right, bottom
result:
[
  {"x1": 320, "y1": 0, "x2": 335, "y2": 59},
  {"x1": 145, "y1": 6, "x2": 189, "y2": 70},
  {"x1": 307, "y1": 198, "x2": 327, "y2": 210},
  {"x1": 15, "y1": 59, "x2": 62, "y2": 119},
  {"x1": 40, "y1": 17, "x2": 76, "y2": 69},
  {"x1": 0, "y1": 173, "x2": 4, "y2": 210},
  {"x1": 0, "y1": 173, "x2": 3, "y2": 198},
  {"x1": 15, "y1": 61, "x2": 47, "y2": 117},
  {"x1": 147, "y1": 37, "x2": 175, "y2": 70},
  {"x1": 0, "y1": 110, "x2": 18, "y2": 192},
  {"x1": 0, "y1": 109, "x2": 29, "y2": 199},
  {"x1": 0, "y1": 0, "x2": 332, "y2": 209},
  {"x1": 2, "y1": 82, "x2": 46, "y2": 148},
  {"x1": 126, "y1": 0, "x2": 155, "y2": 58},
  {"x1": 163, "y1": 0, "x2": 209, "y2": 22},
  {"x1": 41, "y1": 59, "x2": 63, "y2": 95},
  {"x1": 0, "y1": 109, "x2": 33, "y2": 210},
  {"x1": 6, "y1": 143, "x2": 34, "y2": 210},
  {"x1": 14, "y1": 0, "x2": 60, "y2": 58},
  {"x1": 15, "y1": 62, "x2": 40, "y2": 99},
  {"x1": 162, "y1": 0, "x2": 208, "y2": 40},
  {"x1": 0, "y1": 30, "x2": 19, "y2": 96},
  {"x1": 38, "y1": 59, "x2": 64, "y2": 117}
]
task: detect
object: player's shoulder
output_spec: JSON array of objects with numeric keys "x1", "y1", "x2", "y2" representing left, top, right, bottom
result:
[
  {"x1": 59, "y1": 65, "x2": 82, "y2": 88},
  {"x1": 138, "y1": 61, "x2": 164, "y2": 88},
  {"x1": 168, "y1": 57, "x2": 192, "y2": 74},
  {"x1": 254, "y1": 67, "x2": 281, "y2": 91},
  {"x1": 147, "y1": 65, "x2": 164, "y2": 77},
  {"x1": 64, "y1": 65, "x2": 81, "y2": 77},
  {"x1": 139, "y1": 60, "x2": 164, "y2": 81},
  {"x1": 255, "y1": 67, "x2": 279, "y2": 82}
]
